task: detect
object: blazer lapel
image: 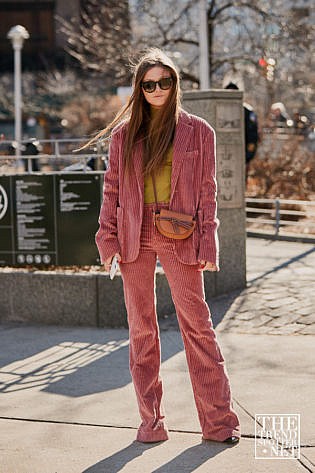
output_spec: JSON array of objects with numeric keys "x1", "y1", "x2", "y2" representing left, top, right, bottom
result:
[
  {"x1": 170, "y1": 112, "x2": 193, "y2": 202},
  {"x1": 133, "y1": 139, "x2": 144, "y2": 202},
  {"x1": 130, "y1": 112, "x2": 193, "y2": 205}
]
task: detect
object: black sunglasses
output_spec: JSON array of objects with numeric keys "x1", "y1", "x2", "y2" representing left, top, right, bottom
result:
[{"x1": 141, "y1": 77, "x2": 173, "y2": 93}]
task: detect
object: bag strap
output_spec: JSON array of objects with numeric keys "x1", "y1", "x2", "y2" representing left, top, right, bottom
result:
[{"x1": 151, "y1": 174, "x2": 159, "y2": 212}]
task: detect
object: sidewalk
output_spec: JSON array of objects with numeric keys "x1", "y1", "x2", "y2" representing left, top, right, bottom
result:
[
  {"x1": 0, "y1": 238, "x2": 314, "y2": 473},
  {"x1": 160, "y1": 237, "x2": 315, "y2": 334},
  {"x1": 216, "y1": 237, "x2": 315, "y2": 335}
]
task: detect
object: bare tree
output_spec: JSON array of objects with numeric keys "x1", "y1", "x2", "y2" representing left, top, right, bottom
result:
[
  {"x1": 1, "y1": 0, "x2": 312, "y2": 138},
  {"x1": 277, "y1": 4, "x2": 315, "y2": 111},
  {"x1": 0, "y1": 68, "x2": 122, "y2": 138},
  {"x1": 132, "y1": 0, "x2": 281, "y2": 85},
  {"x1": 57, "y1": 0, "x2": 132, "y2": 87},
  {"x1": 131, "y1": 0, "x2": 314, "y2": 115}
]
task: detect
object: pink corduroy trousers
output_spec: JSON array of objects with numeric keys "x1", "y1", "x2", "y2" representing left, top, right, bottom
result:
[{"x1": 119, "y1": 204, "x2": 240, "y2": 442}]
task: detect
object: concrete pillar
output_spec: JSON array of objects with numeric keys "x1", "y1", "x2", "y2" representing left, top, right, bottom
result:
[{"x1": 183, "y1": 89, "x2": 246, "y2": 295}]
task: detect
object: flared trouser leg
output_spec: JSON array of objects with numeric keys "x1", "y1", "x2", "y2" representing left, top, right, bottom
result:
[
  {"x1": 119, "y1": 203, "x2": 240, "y2": 442},
  {"x1": 120, "y1": 249, "x2": 169, "y2": 442},
  {"x1": 158, "y1": 250, "x2": 240, "y2": 441}
]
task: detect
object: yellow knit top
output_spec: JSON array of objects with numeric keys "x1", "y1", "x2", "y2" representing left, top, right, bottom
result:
[
  {"x1": 144, "y1": 146, "x2": 173, "y2": 203},
  {"x1": 144, "y1": 108, "x2": 173, "y2": 203}
]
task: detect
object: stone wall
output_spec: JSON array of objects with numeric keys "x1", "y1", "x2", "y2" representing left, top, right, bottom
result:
[{"x1": 0, "y1": 268, "x2": 174, "y2": 328}]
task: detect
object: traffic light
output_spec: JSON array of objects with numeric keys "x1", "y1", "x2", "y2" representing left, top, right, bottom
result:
[
  {"x1": 258, "y1": 57, "x2": 276, "y2": 81},
  {"x1": 266, "y1": 58, "x2": 276, "y2": 81},
  {"x1": 259, "y1": 57, "x2": 268, "y2": 68}
]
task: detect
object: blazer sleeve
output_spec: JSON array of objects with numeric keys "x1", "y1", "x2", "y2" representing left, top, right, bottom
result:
[
  {"x1": 198, "y1": 126, "x2": 220, "y2": 269},
  {"x1": 95, "y1": 131, "x2": 121, "y2": 264}
]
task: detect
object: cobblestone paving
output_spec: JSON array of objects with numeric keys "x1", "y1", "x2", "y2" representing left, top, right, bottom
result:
[
  {"x1": 216, "y1": 238, "x2": 315, "y2": 335},
  {"x1": 159, "y1": 238, "x2": 315, "y2": 335}
]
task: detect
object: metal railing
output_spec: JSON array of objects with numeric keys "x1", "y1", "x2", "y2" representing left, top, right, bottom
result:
[
  {"x1": 0, "y1": 138, "x2": 109, "y2": 173},
  {"x1": 246, "y1": 197, "x2": 315, "y2": 240}
]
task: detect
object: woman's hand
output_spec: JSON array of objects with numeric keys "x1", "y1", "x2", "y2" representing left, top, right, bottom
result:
[
  {"x1": 104, "y1": 253, "x2": 122, "y2": 272},
  {"x1": 198, "y1": 260, "x2": 218, "y2": 272}
]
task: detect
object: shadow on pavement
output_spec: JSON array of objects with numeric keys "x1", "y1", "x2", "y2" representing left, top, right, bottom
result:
[
  {"x1": 82, "y1": 441, "x2": 160, "y2": 473},
  {"x1": 211, "y1": 244, "x2": 315, "y2": 332},
  {"x1": 158, "y1": 289, "x2": 244, "y2": 331},
  {"x1": 151, "y1": 441, "x2": 233, "y2": 473},
  {"x1": 210, "y1": 289, "x2": 243, "y2": 328},
  {"x1": 82, "y1": 439, "x2": 227, "y2": 473},
  {"x1": 0, "y1": 325, "x2": 183, "y2": 397},
  {"x1": 247, "y1": 245, "x2": 315, "y2": 285}
]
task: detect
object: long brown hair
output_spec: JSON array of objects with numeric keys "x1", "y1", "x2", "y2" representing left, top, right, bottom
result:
[{"x1": 81, "y1": 48, "x2": 181, "y2": 176}]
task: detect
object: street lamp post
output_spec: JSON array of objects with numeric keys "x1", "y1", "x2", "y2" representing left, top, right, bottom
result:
[
  {"x1": 7, "y1": 25, "x2": 29, "y2": 163},
  {"x1": 199, "y1": 0, "x2": 210, "y2": 89}
]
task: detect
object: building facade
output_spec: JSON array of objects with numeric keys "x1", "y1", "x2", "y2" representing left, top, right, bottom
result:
[{"x1": 0, "y1": 0, "x2": 81, "y2": 71}]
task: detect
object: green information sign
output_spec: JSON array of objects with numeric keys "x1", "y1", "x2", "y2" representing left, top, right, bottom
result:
[{"x1": 0, "y1": 173, "x2": 103, "y2": 266}]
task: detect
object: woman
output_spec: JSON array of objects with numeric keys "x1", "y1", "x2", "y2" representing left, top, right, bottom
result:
[{"x1": 93, "y1": 48, "x2": 240, "y2": 444}]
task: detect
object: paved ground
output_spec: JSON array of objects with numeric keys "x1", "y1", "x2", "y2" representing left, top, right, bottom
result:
[
  {"x1": 160, "y1": 238, "x2": 315, "y2": 335},
  {"x1": 216, "y1": 238, "x2": 315, "y2": 335},
  {"x1": 0, "y1": 237, "x2": 314, "y2": 473}
]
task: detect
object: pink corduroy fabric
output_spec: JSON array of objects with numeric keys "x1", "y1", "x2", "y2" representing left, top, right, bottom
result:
[
  {"x1": 95, "y1": 110, "x2": 220, "y2": 268},
  {"x1": 119, "y1": 204, "x2": 240, "y2": 442}
]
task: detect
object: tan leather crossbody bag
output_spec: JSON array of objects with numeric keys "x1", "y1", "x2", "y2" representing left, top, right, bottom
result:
[{"x1": 151, "y1": 175, "x2": 196, "y2": 240}]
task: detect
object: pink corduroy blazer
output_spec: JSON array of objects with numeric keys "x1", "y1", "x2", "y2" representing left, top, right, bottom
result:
[{"x1": 95, "y1": 109, "x2": 219, "y2": 267}]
